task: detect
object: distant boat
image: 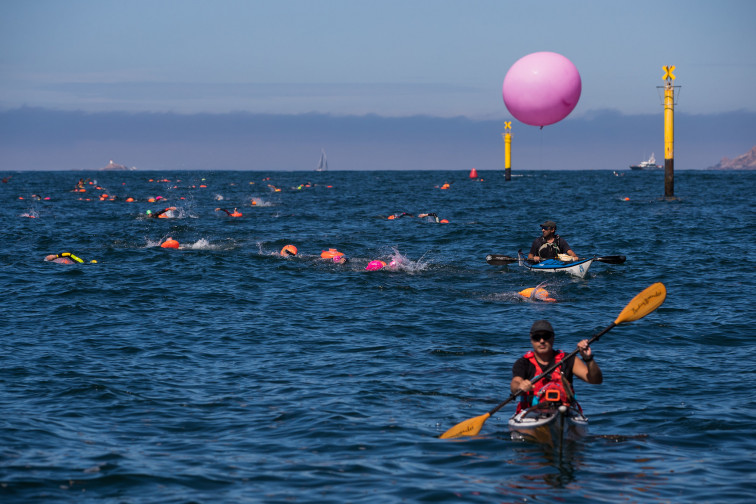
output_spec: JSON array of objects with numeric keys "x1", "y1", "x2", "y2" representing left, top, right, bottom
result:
[
  {"x1": 630, "y1": 153, "x2": 663, "y2": 170},
  {"x1": 315, "y1": 149, "x2": 328, "y2": 172}
]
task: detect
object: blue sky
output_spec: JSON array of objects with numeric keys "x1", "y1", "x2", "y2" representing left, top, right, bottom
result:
[{"x1": 1, "y1": 0, "x2": 755, "y2": 170}]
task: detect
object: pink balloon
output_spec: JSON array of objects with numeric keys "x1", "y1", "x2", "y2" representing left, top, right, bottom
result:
[{"x1": 502, "y1": 52, "x2": 581, "y2": 127}]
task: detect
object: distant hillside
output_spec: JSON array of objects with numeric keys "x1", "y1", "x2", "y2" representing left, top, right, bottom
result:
[
  {"x1": 709, "y1": 146, "x2": 756, "y2": 170},
  {"x1": 100, "y1": 160, "x2": 135, "y2": 171}
]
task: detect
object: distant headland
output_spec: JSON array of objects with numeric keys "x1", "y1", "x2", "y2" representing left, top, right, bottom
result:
[
  {"x1": 100, "y1": 160, "x2": 136, "y2": 171},
  {"x1": 708, "y1": 146, "x2": 756, "y2": 170}
]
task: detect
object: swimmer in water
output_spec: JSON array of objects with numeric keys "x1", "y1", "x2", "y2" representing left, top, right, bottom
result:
[
  {"x1": 44, "y1": 252, "x2": 97, "y2": 264},
  {"x1": 74, "y1": 178, "x2": 90, "y2": 191},
  {"x1": 321, "y1": 248, "x2": 348, "y2": 264},
  {"x1": 281, "y1": 244, "x2": 298, "y2": 256},
  {"x1": 518, "y1": 286, "x2": 556, "y2": 303},
  {"x1": 215, "y1": 208, "x2": 243, "y2": 217},
  {"x1": 146, "y1": 207, "x2": 177, "y2": 219},
  {"x1": 387, "y1": 212, "x2": 413, "y2": 220},
  {"x1": 366, "y1": 260, "x2": 387, "y2": 271},
  {"x1": 418, "y1": 213, "x2": 440, "y2": 223}
]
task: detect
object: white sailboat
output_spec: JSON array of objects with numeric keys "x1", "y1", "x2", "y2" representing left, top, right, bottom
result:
[{"x1": 315, "y1": 149, "x2": 328, "y2": 172}]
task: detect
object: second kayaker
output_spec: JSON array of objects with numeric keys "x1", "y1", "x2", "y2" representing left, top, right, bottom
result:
[{"x1": 528, "y1": 220, "x2": 578, "y2": 262}]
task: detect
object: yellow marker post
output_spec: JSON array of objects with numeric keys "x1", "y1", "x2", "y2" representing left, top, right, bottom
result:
[
  {"x1": 661, "y1": 65, "x2": 678, "y2": 198},
  {"x1": 502, "y1": 121, "x2": 512, "y2": 181}
]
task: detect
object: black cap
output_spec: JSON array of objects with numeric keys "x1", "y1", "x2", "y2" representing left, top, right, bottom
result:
[
  {"x1": 530, "y1": 319, "x2": 554, "y2": 335},
  {"x1": 541, "y1": 220, "x2": 557, "y2": 229}
]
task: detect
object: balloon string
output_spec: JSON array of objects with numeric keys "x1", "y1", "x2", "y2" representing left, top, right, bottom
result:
[{"x1": 540, "y1": 127, "x2": 544, "y2": 169}]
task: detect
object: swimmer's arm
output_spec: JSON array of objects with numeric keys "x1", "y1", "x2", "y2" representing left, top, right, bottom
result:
[
  {"x1": 58, "y1": 252, "x2": 84, "y2": 263},
  {"x1": 156, "y1": 207, "x2": 177, "y2": 216}
]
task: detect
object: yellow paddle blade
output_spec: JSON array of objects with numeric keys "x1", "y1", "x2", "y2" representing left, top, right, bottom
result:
[
  {"x1": 614, "y1": 282, "x2": 666, "y2": 325},
  {"x1": 439, "y1": 412, "x2": 491, "y2": 439}
]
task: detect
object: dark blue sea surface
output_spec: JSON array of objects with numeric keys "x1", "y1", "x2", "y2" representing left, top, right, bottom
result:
[{"x1": 2, "y1": 169, "x2": 755, "y2": 503}]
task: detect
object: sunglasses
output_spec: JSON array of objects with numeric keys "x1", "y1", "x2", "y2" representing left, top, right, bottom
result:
[
  {"x1": 530, "y1": 333, "x2": 553, "y2": 342},
  {"x1": 541, "y1": 226, "x2": 554, "y2": 230}
]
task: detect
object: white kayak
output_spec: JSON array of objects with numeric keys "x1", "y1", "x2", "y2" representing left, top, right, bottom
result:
[
  {"x1": 518, "y1": 253, "x2": 593, "y2": 278},
  {"x1": 508, "y1": 404, "x2": 588, "y2": 446}
]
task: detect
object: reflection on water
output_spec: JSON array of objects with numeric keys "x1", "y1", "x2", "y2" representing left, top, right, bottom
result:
[{"x1": 508, "y1": 437, "x2": 584, "y2": 490}]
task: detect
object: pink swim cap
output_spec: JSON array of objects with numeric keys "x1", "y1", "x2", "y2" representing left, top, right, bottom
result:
[
  {"x1": 366, "y1": 260, "x2": 386, "y2": 271},
  {"x1": 332, "y1": 255, "x2": 344, "y2": 263}
]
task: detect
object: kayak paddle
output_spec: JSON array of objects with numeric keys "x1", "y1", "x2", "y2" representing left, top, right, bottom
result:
[
  {"x1": 594, "y1": 255, "x2": 626, "y2": 264},
  {"x1": 486, "y1": 254, "x2": 626, "y2": 266},
  {"x1": 485, "y1": 254, "x2": 518, "y2": 265},
  {"x1": 439, "y1": 282, "x2": 667, "y2": 439}
]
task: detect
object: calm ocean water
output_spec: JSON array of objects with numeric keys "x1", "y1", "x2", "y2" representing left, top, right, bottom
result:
[{"x1": 2, "y1": 169, "x2": 755, "y2": 503}]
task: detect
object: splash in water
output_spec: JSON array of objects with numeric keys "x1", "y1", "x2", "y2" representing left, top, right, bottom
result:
[
  {"x1": 385, "y1": 247, "x2": 430, "y2": 273},
  {"x1": 185, "y1": 238, "x2": 222, "y2": 250},
  {"x1": 250, "y1": 197, "x2": 273, "y2": 207}
]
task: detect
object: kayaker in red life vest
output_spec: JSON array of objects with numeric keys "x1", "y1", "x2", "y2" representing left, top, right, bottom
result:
[
  {"x1": 511, "y1": 320, "x2": 602, "y2": 412},
  {"x1": 528, "y1": 220, "x2": 578, "y2": 262}
]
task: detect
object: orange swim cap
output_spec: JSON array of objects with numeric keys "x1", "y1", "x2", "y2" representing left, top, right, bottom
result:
[
  {"x1": 439, "y1": 219, "x2": 449, "y2": 223},
  {"x1": 281, "y1": 244, "x2": 298, "y2": 256},
  {"x1": 161, "y1": 238, "x2": 179, "y2": 249}
]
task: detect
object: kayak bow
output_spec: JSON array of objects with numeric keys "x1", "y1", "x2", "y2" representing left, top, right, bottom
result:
[{"x1": 508, "y1": 404, "x2": 588, "y2": 446}]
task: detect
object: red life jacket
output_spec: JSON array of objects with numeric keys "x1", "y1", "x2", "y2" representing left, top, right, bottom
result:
[{"x1": 516, "y1": 350, "x2": 579, "y2": 413}]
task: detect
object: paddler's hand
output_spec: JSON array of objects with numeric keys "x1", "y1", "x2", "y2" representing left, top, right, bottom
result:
[
  {"x1": 577, "y1": 339, "x2": 593, "y2": 361},
  {"x1": 516, "y1": 379, "x2": 533, "y2": 394}
]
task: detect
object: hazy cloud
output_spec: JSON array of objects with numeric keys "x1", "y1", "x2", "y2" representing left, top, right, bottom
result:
[{"x1": 1, "y1": 107, "x2": 753, "y2": 171}]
